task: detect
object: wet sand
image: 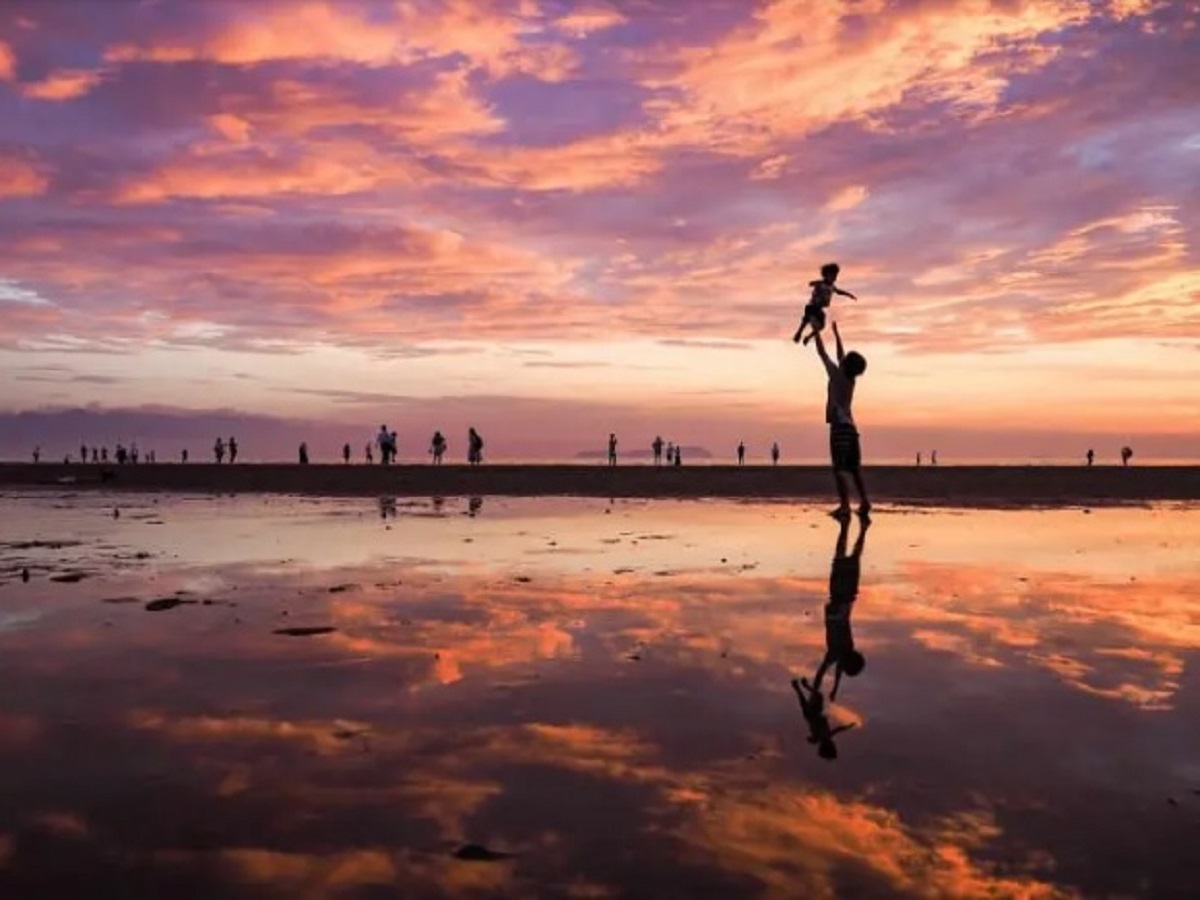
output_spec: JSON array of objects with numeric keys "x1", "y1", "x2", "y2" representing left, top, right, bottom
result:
[
  {"x1": 2, "y1": 495, "x2": 1198, "y2": 898},
  {"x1": 3, "y1": 462, "x2": 1198, "y2": 506}
]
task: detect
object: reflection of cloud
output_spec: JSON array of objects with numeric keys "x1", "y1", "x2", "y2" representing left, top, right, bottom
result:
[
  {"x1": 879, "y1": 561, "x2": 1198, "y2": 710},
  {"x1": 164, "y1": 848, "x2": 398, "y2": 899},
  {"x1": 31, "y1": 812, "x2": 89, "y2": 839},
  {"x1": 128, "y1": 711, "x2": 372, "y2": 756}
]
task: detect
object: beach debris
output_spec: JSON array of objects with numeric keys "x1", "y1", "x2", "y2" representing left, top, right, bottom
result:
[
  {"x1": 101, "y1": 596, "x2": 140, "y2": 604},
  {"x1": 452, "y1": 844, "x2": 516, "y2": 862},
  {"x1": 113, "y1": 508, "x2": 120, "y2": 519},
  {"x1": 50, "y1": 572, "x2": 88, "y2": 583},
  {"x1": 145, "y1": 597, "x2": 196, "y2": 612},
  {"x1": 274, "y1": 626, "x2": 337, "y2": 637},
  {"x1": 513, "y1": 576, "x2": 532, "y2": 583},
  {"x1": 327, "y1": 583, "x2": 359, "y2": 593},
  {"x1": 21, "y1": 568, "x2": 30, "y2": 583}
]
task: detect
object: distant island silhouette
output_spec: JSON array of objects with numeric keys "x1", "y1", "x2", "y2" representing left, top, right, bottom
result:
[{"x1": 575, "y1": 446, "x2": 713, "y2": 460}]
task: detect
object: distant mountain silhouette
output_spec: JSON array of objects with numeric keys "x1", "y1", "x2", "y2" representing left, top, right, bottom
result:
[{"x1": 575, "y1": 445, "x2": 712, "y2": 460}]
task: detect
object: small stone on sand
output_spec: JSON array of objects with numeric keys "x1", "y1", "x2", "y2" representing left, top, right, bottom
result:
[{"x1": 273, "y1": 626, "x2": 336, "y2": 637}]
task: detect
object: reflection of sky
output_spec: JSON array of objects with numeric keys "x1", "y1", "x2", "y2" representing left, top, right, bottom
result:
[{"x1": 1, "y1": 495, "x2": 1198, "y2": 896}]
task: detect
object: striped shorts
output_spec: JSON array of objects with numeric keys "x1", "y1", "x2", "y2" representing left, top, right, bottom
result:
[{"x1": 829, "y1": 423, "x2": 861, "y2": 472}]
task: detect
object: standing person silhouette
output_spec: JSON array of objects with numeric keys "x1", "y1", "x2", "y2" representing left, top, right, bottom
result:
[
  {"x1": 771, "y1": 442, "x2": 780, "y2": 466},
  {"x1": 791, "y1": 514, "x2": 869, "y2": 760},
  {"x1": 608, "y1": 433, "x2": 618, "y2": 467},
  {"x1": 468, "y1": 428, "x2": 484, "y2": 466},
  {"x1": 1121, "y1": 446, "x2": 1133, "y2": 466},
  {"x1": 214, "y1": 437, "x2": 225, "y2": 464},
  {"x1": 811, "y1": 321, "x2": 870, "y2": 519},
  {"x1": 1086, "y1": 448, "x2": 1094, "y2": 467},
  {"x1": 430, "y1": 431, "x2": 447, "y2": 465},
  {"x1": 737, "y1": 442, "x2": 746, "y2": 466},
  {"x1": 342, "y1": 443, "x2": 351, "y2": 464},
  {"x1": 377, "y1": 425, "x2": 390, "y2": 465},
  {"x1": 652, "y1": 436, "x2": 664, "y2": 467},
  {"x1": 228, "y1": 436, "x2": 238, "y2": 463}
]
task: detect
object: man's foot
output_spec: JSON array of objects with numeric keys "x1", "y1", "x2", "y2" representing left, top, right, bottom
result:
[
  {"x1": 857, "y1": 504, "x2": 872, "y2": 522},
  {"x1": 802, "y1": 334, "x2": 814, "y2": 345},
  {"x1": 829, "y1": 506, "x2": 852, "y2": 520}
]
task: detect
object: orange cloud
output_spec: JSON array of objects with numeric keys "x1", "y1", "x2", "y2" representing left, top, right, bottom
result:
[
  {"x1": 21, "y1": 68, "x2": 104, "y2": 100},
  {"x1": 104, "y1": 0, "x2": 575, "y2": 81},
  {"x1": 553, "y1": 4, "x2": 628, "y2": 38},
  {"x1": 0, "y1": 154, "x2": 48, "y2": 197},
  {"x1": 0, "y1": 40, "x2": 14, "y2": 80},
  {"x1": 641, "y1": 0, "x2": 1098, "y2": 154}
]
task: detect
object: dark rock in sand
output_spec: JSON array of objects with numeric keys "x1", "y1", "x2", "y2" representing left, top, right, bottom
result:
[
  {"x1": 145, "y1": 597, "x2": 196, "y2": 612},
  {"x1": 102, "y1": 596, "x2": 141, "y2": 605},
  {"x1": 452, "y1": 844, "x2": 516, "y2": 862},
  {"x1": 274, "y1": 626, "x2": 337, "y2": 637},
  {"x1": 327, "y1": 584, "x2": 358, "y2": 593},
  {"x1": 50, "y1": 572, "x2": 88, "y2": 583}
]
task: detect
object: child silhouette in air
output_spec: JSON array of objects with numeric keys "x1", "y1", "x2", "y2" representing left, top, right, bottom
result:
[{"x1": 793, "y1": 262, "x2": 857, "y2": 346}]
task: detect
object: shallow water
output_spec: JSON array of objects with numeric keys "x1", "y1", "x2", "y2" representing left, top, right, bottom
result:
[{"x1": 1, "y1": 493, "x2": 1198, "y2": 898}]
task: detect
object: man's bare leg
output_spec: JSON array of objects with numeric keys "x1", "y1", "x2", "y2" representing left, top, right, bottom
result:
[
  {"x1": 851, "y1": 469, "x2": 871, "y2": 518},
  {"x1": 831, "y1": 470, "x2": 852, "y2": 518}
]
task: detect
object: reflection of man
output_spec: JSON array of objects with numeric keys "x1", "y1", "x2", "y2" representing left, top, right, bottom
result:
[{"x1": 791, "y1": 514, "x2": 869, "y2": 760}]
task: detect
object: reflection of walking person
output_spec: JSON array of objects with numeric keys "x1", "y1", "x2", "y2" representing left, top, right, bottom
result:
[
  {"x1": 790, "y1": 514, "x2": 869, "y2": 761},
  {"x1": 811, "y1": 321, "x2": 870, "y2": 519}
]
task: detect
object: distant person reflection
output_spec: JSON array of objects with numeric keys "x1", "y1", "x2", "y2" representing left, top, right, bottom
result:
[{"x1": 791, "y1": 513, "x2": 869, "y2": 760}]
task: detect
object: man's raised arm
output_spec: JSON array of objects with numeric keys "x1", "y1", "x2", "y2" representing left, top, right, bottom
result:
[
  {"x1": 832, "y1": 321, "x2": 846, "y2": 363},
  {"x1": 811, "y1": 329, "x2": 839, "y2": 375}
]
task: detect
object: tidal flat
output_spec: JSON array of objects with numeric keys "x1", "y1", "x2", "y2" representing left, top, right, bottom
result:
[{"x1": 1, "y1": 493, "x2": 1198, "y2": 898}]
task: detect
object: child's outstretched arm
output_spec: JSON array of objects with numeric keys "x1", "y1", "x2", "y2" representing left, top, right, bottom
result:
[{"x1": 835, "y1": 287, "x2": 857, "y2": 300}]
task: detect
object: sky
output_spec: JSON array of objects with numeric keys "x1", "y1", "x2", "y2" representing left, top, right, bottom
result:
[{"x1": 1, "y1": 0, "x2": 1198, "y2": 461}]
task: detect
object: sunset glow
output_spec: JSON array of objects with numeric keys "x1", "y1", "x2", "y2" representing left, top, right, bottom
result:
[{"x1": 1, "y1": 0, "x2": 1197, "y2": 459}]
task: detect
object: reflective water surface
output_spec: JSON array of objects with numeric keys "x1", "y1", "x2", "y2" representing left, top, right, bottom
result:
[{"x1": 1, "y1": 493, "x2": 1198, "y2": 898}]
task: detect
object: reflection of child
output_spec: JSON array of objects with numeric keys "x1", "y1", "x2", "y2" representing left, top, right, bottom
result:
[
  {"x1": 791, "y1": 677, "x2": 855, "y2": 760},
  {"x1": 793, "y1": 262, "x2": 857, "y2": 346}
]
